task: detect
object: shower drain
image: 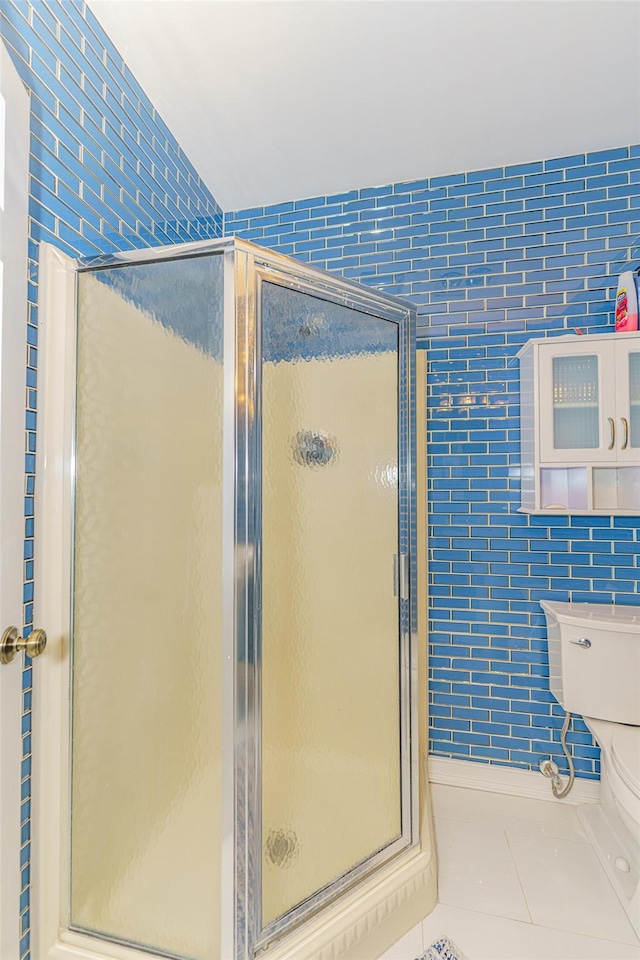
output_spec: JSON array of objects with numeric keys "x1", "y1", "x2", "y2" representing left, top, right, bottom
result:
[{"x1": 265, "y1": 829, "x2": 299, "y2": 868}]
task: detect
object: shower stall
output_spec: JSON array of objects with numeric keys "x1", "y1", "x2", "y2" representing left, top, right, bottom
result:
[{"x1": 34, "y1": 238, "x2": 435, "y2": 960}]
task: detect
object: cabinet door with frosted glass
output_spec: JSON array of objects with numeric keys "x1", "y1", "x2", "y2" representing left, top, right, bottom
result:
[
  {"x1": 614, "y1": 338, "x2": 640, "y2": 463},
  {"x1": 538, "y1": 340, "x2": 617, "y2": 463}
]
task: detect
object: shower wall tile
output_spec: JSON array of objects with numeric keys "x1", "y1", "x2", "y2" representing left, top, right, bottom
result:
[
  {"x1": 226, "y1": 145, "x2": 640, "y2": 785},
  {"x1": 1, "y1": 4, "x2": 223, "y2": 957}
]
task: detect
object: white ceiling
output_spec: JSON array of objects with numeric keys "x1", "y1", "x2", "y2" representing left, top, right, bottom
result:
[{"x1": 90, "y1": 0, "x2": 640, "y2": 212}]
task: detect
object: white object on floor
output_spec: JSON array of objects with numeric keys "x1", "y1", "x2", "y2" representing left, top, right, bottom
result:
[
  {"x1": 540, "y1": 600, "x2": 640, "y2": 938},
  {"x1": 579, "y1": 798, "x2": 640, "y2": 940},
  {"x1": 422, "y1": 935, "x2": 468, "y2": 960},
  {"x1": 582, "y1": 714, "x2": 640, "y2": 940}
]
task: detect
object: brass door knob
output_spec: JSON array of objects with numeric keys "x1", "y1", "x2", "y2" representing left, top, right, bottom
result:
[{"x1": 0, "y1": 626, "x2": 47, "y2": 664}]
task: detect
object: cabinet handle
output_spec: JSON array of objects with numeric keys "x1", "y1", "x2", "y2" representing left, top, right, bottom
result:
[
  {"x1": 621, "y1": 417, "x2": 629, "y2": 450},
  {"x1": 607, "y1": 417, "x2": 615, "y2": 450}
]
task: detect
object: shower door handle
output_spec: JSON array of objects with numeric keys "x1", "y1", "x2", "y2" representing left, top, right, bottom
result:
[{"x1": 393, "y1": 554, "x2": 409, "y2": 600}]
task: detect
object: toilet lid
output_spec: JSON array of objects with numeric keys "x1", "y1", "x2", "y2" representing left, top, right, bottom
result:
[{"x1": 611, "y1": 725, "x2": 640, "y2": 794}]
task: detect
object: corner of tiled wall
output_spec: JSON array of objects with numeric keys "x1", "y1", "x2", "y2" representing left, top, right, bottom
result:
[
  {"x1": 226, "y1": 144, "x2": 640, "y2": 783},
  {"x1": 0, "y1": 2, "x2": 224, "y2": 955}
]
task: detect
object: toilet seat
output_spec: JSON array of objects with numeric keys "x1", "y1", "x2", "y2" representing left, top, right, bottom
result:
[{"x1": 611, "y1": 725, "x2": 640, "y2": 797}]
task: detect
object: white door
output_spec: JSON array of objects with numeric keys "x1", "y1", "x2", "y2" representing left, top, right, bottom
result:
[
  {"x1": 538, "y1": 339, "x2": 618, "y2": 463},
  {"x1": 0, "y1": 42, "x2": 30, "y2": 960}
]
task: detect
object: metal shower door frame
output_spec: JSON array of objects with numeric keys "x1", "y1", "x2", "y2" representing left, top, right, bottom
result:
[
  {"x1": 231, "y1": 241, "x2": 419, "y2": 959},
  {"x1": 36, "y1": 234, "x2": 418, "y2": 960}
]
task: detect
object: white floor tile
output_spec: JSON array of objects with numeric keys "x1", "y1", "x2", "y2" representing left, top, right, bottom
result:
[
  {"x1": 507, "y1": 829, "x2": 640, "y2": 945},
  {"x1": 378, "y1": 920, "x2": 423, "y2": 960},
  {"x1": 422, "y1": 902, "x2": 640, "y2": 960},
  {"x1": 431, "y1": 783, "x2": 589, "y2": 842},
  {"x1": 434, "y1": 816, "x2": 530, "y2": 922},
  {"x1": 384, "y1": 784, "x2": 640, "y2": 960}
]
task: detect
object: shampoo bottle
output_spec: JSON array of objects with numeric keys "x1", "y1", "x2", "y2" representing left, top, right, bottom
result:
[{"x1": 615, "y1": 270, "x2": 639, "y2": 332}]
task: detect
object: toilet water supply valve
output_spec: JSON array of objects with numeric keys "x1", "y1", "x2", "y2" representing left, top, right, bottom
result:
[{"x1": 539, "y1": 711, "x2": 576, "y2": 799}]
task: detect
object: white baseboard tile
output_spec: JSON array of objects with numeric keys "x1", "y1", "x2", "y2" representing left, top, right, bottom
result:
[{"x1": 428, "y1": 756, "x2": 601, "y2": 805}]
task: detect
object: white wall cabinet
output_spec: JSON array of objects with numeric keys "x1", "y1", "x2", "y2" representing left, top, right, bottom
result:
[{"x1": 518, "y1": 331, "x2": 640, "y2": 514}]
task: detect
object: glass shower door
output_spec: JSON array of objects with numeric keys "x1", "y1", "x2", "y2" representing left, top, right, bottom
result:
[
  {"x1": 40, "y1": 239, "x2": 420, "y2": 960},
  {"x1": 256, "y1": 277, "x2": 412, "y2": 944},
  {"x1": 71, "y1": 255, "x2": 225, "y2": 960}
]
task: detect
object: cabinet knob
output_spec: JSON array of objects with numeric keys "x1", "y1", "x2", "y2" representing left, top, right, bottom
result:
[{"x1": 607, "y1": 417, "x2": 615, "y2": 450}]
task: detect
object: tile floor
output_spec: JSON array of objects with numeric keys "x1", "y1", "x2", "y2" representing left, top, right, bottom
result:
[{"x1": 381, "y1": 783, "x2": 640, "y2": 960}]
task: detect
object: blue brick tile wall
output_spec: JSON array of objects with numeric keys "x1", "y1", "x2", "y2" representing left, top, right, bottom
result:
[
  {"x1": 3, "y1": 0, "x2": 640, "y2": 947},
  {"x1": 226, "y1": 145, "x2": 640, "y2": 782},
  {"x1": 1, "y1": 3, "x2": 222, "y2": 955}
]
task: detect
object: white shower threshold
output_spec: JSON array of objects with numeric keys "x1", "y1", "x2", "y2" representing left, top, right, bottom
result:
[
  {"x1": 263, "y1": 837, "x2": 436, "y2": 960},
  {"x1": 382, "y1": 782, "x2": 640, "y2": 960}
]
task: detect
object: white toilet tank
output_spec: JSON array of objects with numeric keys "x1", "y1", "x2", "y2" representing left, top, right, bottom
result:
[{"x1": 541, "y1": 600, "x2": 640, "y2": 726}]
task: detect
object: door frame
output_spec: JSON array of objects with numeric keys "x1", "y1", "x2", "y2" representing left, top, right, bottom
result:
[
  {"x1": 33, "y1": 245, "x2": 150, "y2": 960},
  {"x1": 0, "y1": 42, "x2": 30, "y2": 960}
]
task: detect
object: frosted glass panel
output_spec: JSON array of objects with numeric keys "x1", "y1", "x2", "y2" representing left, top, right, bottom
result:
[
  {"x1": 539, "y1": 467, "x2": 588, "y2": 511},
  {"x1": 629, "y1": 352, "x2": 640, "y2": 449},
  {"x1": 71, "y1": 257, "x2": 224, "y2": 959},
  {"x1": 260, "y1": 283, "x2": 401, "y2": 926},
  {"x1": 593, "y1": 467, "x2": 640, "y2": 511},
  {"x1": 552, "y1": 355, "x2": 599, "y2": 449}
]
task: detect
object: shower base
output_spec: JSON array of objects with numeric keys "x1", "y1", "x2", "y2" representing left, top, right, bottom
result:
[{"x1": 263, "y1": 840, "x2": 436, "y2": 960}]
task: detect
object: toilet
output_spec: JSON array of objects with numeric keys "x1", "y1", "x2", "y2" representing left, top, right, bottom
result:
[{"x1": 541, "y1": 600, "x2": 640, "y2": 936}]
